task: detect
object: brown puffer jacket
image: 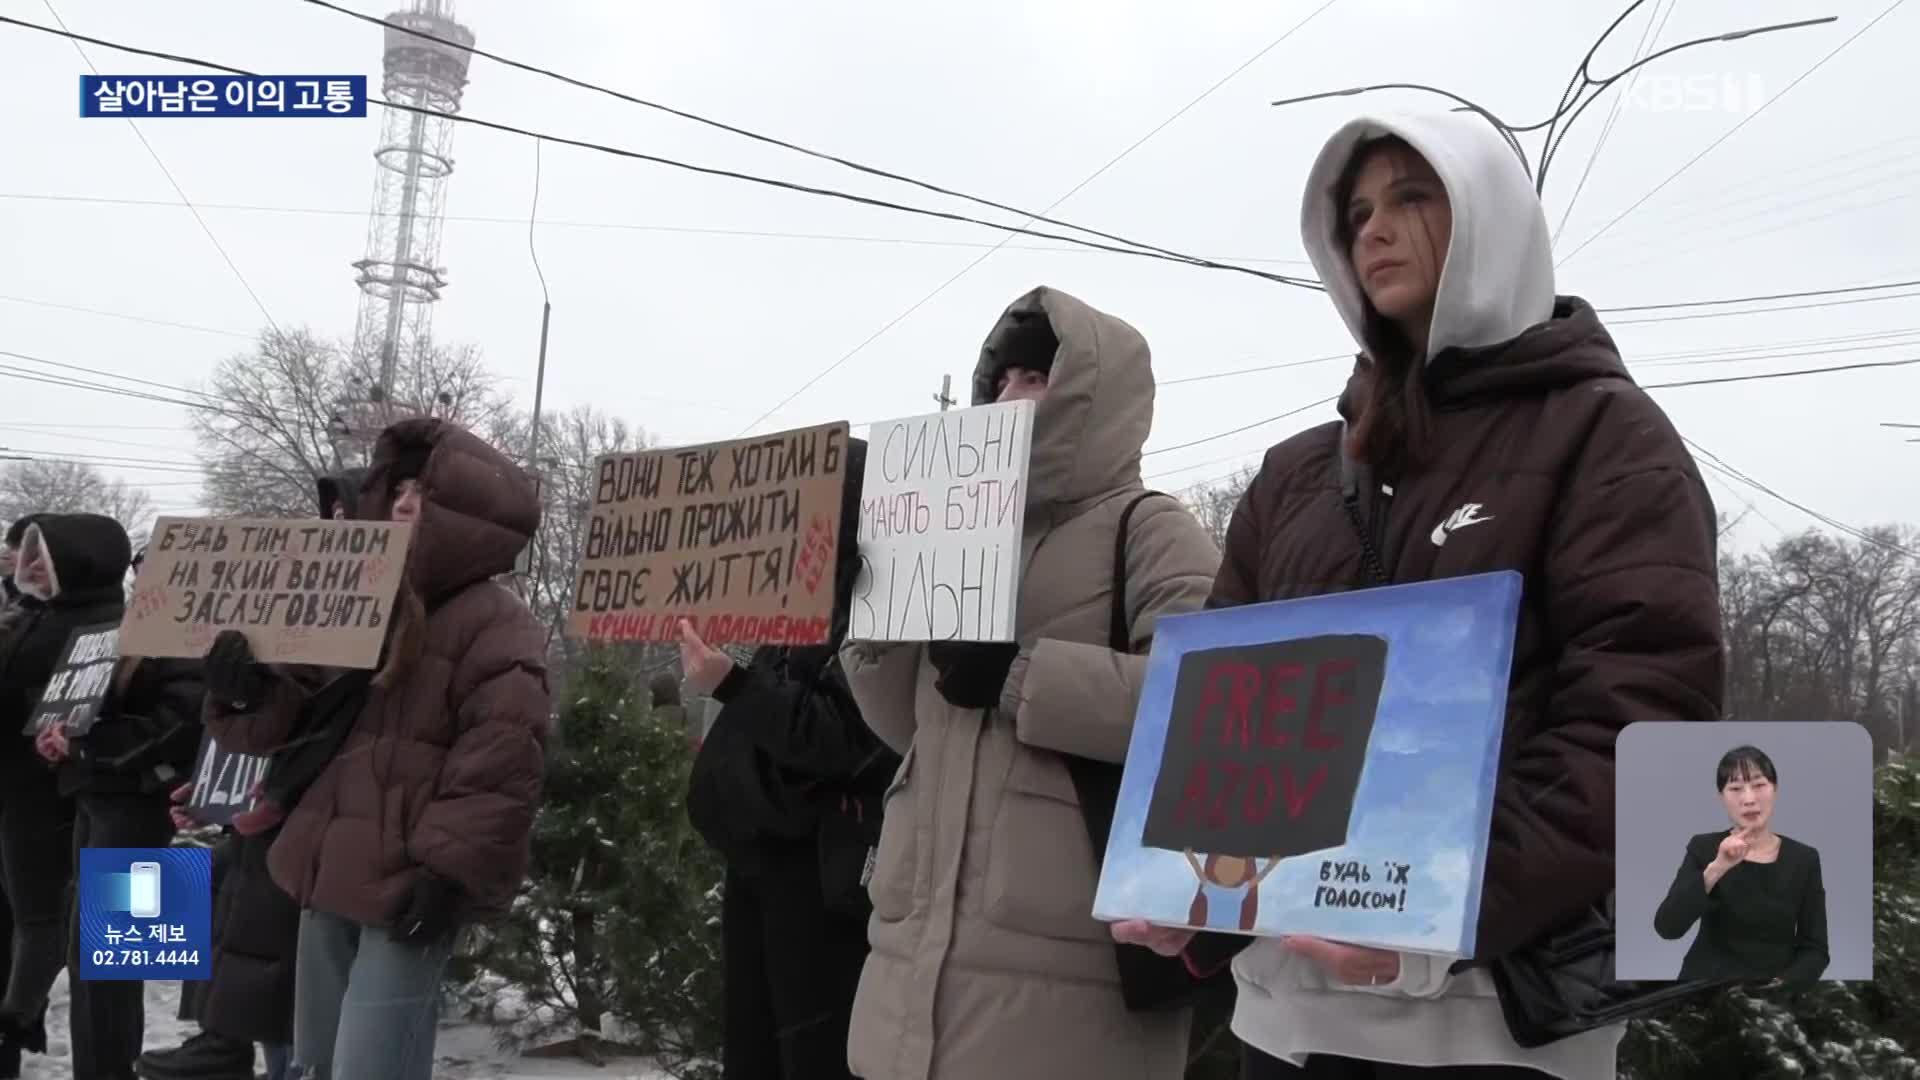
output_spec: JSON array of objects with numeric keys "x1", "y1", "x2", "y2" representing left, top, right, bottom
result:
[
  {"x1": 1210, "y1": 302, "x2": 1724, "y2": 965},
  {"x1": 205, "y1": 419, "x2": 550, "y2": 929}
]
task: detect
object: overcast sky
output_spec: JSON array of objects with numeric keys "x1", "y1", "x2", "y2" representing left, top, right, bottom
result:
[{"x1": 1, "y1": 0, "x2": 1914, "y2": 550}]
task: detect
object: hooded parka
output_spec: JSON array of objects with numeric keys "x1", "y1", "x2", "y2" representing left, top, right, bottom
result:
[
  {"x1": 204, "y1": 421, "x2": 550, "y2": 930},
  {"x1": 1197, "y1": 111, "x2": 1724, "y2": 1080},
  {"x1": 840, "y1": 287, "x2": 1221, "y2": 1080}
]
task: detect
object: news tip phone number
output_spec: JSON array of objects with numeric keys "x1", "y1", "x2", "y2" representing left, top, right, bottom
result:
[{"x1": 90, "y1": 949, "x2": 200, "y2": 968}]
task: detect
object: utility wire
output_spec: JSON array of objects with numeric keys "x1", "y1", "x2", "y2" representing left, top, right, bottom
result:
[
  {"x1": 728, "y1": 3, "x2": 1343, "y2": 435},
  {"x1": 301, "y1": 0, "x2": 1339, "y2": 288},
  {"x1": 1609, "y1": 290, "x2": 1920, "y2": 325},
  {"x1": 37, "y1": 0, "x2": 278, "y2": 332},
  {"x1": 0, "y1": 192, "x2": 1318, "y2": 266},
  {"x1": 0, "y1": 293, "x2": 254, "y2": 339},
  {"x1": 1548, "y1": 0, "x2": 1676, "y2": 245},
  {"x1": 0, "y1": 16, "x2": 1317, "y2": 290},
  {"x1": 1556, "y1": 0, "x2": 1908, "y2": 267},
  {"x1": 1684, "y1": 437, "x2": 1914, "y2": 556}
]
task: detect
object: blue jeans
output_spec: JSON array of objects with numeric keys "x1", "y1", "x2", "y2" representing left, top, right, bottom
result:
[
  {"x1": 262, "y1": 1042, "x2": 291, "y2": 1080},
  {"x1": 289, "y1": 909, "x2": 453, "y2": 1080}
]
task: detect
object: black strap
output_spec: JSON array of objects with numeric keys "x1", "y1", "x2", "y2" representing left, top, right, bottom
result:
[{"x1": 1062, "y1": 490, "x2": 1229, "y2": 1014}]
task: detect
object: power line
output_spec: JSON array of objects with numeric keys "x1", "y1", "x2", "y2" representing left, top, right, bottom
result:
[
  {"x1": 36, "y1": 0, "x2": 278, "y2": 332},
  {"x1": 302, "y1": 0, "x2": 1338, "y2": 290},
  {"x1": 1548, "y1": 0, "x2": 1675, "y2": 246},
  {"x1": 728, "y1": 4, "x2": 1343, "y2": 435},
  {"x1": 1609, "y1": 290, "x2": 1920, "y2": 326},
  {"x1": 0, "y1": 192, "x2": 1319, "y2": 266},
  {"x1": 1642, "y1": 355, "x2": 1920, "y2": 389},
  {"x1": 0, "y1": 294, "x2": 254, "y2": 339},
  {"x1": 1142, "y1": 395, "x2": 1340, "y2": 457},
  {"x1": 1556, "y1": 0, "x2": 1910, "y2": 268},
  {"x1": 0, "y1": 15, "x2": 1321, "y2": 293},
  {"x1": 1684, "y1": 437, "x2": 1914, "y2": 556},
  {"x1": 1602, "y1": 278, "x2": 1920, "y2": 313}
]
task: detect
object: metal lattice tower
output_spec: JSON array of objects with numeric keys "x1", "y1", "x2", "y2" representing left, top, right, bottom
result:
[{"x1": 349, "y1": 0, "x2": 474, "y2": 411}]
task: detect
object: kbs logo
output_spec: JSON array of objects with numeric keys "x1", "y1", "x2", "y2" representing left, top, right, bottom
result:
[{"x1": 1620, "y1": 73, "x2": 1767, "y2": 114}]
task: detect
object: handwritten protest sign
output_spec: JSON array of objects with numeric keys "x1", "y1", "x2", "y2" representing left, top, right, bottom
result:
[
  {"x1": 185, "y1": 733, "x2": 270, "y2": 827},
  {"x1": 120, "y1": 518, "x2": 413, "y2": 669},
  {"x1": 1093, "y1": 572, "x2": 1522, "y2": 956},
  {"x1": 849, "y1": 399, "x2": 1033, "y2": 642},
  {"x1": 568, "y1": 422, "x2": 852, "y2": 646},
  {"x1": 24, "y1": 623, "x2": 120, "y2": 737}
]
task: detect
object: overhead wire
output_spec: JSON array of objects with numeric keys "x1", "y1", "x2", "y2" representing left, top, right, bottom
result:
[
  {"x1": 36, "y1": 0, "x2": 279, "y2": 332},
  {"x1": 300, "y1": 0, "x2": 1339, "y2": 291},
  {"x1": 0, "y1": 15, "x2": 1320, "y2": 291},
  {"x1": 1544, "y1": 0, "x2": 1676, "y2": 243},
  {"x1": 1555, "y1": 0, "x2": 1909, "y2": 267},
  {"x1": 726, "y1": 2, "x2": 1344, "y2": 435}
]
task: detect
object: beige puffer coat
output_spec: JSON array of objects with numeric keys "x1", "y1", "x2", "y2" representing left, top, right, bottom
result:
[{"x1": 841, "y1": 286, "x2": 1222, "y2": 1080}]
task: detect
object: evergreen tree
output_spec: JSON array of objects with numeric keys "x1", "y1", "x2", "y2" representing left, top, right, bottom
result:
[
  {"x1": 1620, "y1": 757, "x2": 1920, "y2": 1080},
  {"x1": 471, "y1": 644, "x2": 723, "y2": 1077}
]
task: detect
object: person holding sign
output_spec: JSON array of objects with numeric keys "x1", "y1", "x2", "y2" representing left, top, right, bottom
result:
[
  {"x1": 1112, "y1": 111, "x2": 1725, "y2": 1080},
  {"x1": 198, "y1": 420, "x2": 549, "y2": 1080},
  {"x1": 0, "y1": 513, "x2": 132, "y2": 1061},
  {"x1": 1653, "y1": 745, "x2": 1829, "y2": 987},
  {"x1": 35, "y1": 609, "x2": 207, "y2": 1078},
  {"x1": 684, "y1": 436, "x2": 900, "y2": 1080},
  {"x1": 840, "y1": 287, "x2": 1221, "y2": 1080}
]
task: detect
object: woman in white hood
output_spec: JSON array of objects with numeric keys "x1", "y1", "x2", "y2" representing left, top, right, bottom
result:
[{"x1": 1111, "y1": 111, "x2": 1725, "y2": 1080}]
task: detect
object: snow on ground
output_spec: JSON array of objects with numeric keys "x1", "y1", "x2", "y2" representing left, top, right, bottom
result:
[{"x1": 26, "y1": 974, "x2": 668, "y2": 1080}]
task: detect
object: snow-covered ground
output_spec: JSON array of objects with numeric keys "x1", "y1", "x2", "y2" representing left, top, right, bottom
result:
[{"x1": 27, "y1": 974, "x2": 668, "y2": 1079}]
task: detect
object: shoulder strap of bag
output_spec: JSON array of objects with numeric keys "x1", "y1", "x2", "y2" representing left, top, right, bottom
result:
[{"x1": 1108, "y1": 491, "x2": 1170, "y2": 652}]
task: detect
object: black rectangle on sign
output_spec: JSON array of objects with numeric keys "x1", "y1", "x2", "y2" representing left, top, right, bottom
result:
[
  {"x1": 185, "y1": 733, "x2": 270, "y2": 827},
  {"x1": 1141, "y1": 633, "x2": 1389, "y2": 859},
  {"x1": 24, "y1": 622, "x2": 121, "y2": 737}
]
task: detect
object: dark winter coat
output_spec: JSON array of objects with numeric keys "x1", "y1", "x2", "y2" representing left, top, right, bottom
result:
[
  {"x1": 686, "y1": 438, "x2": 900, "y2": 888},
  {"x1": 200, "y1": 825, "x2": 300, "y2": 1043},
  {"x1": 57, "y1": 657, "x2": 206, "y2": 797},
  {"x1": 0, "y1": 513, "x2": 131, "y2": 770},
  {"x1": 205, "y1": 419, "x2": 550, "y2": 929}
]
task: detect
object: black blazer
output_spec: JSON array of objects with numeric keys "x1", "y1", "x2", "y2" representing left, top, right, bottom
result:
[{"x1": 1653, "y1": 830, "x2": 1829, "y2": 986}]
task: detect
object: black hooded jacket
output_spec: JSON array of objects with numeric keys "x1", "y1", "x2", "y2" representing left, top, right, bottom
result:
[
  {"x1": 0, "y1": 513, "x2": 132, "y2": 769},
  {"x1": 685, "y1": 438, "x2": 900, "y2": 882},
  {"x1": 316, "y1": 467, "x2": 371, "y2": 521},
  {"x1": 58, "y1": 656, "x2": 207, "y2": 797}
]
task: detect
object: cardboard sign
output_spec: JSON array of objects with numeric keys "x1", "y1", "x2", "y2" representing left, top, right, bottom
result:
[
  {"x1": 120, "y1": 518, "x2": 413, "y2": 669},
  {"x1": 185, "y1": 733, "x2": 269, "y2": 827},
  {"x1": 568, "y1": 422, "x2": 852, "y2": 646},
  {"x1": 1142, "y1": 634, "x2": 1387, "y2": 859},
  {"x1": 24, "y1": 622, "x2": 121, "y2": 737},
  {"x1": 1092, "y1": 571, "x2": 1522, "y2": 957},
  {"x1": 849, "y1": 399, "x2": 1034, "y2": 642}
]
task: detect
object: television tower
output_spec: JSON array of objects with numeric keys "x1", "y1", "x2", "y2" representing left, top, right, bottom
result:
[{"x1": 347, "y1": 0, "x2": 474, "y2": 422}]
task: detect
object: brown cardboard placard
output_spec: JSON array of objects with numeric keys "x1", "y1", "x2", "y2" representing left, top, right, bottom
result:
[
  {"x1": 567, "y1": 421, "x2": 851, "y2": 646},
  {"x1": 120, "y1": 517, "x2": 413, "y2": 669}
]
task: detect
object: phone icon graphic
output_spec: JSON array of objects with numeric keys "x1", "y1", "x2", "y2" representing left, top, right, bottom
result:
[{"x1": 128, "y1": 862, "x2": 162, "y2": 919}]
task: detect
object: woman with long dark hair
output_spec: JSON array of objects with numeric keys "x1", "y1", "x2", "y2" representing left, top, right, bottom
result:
[
  {"x1": 1113, "y1": 110, "x2": 1725, "y2": 1080},
  {"x1": 199, "y1": 420, "x2": 549, "y2": 1079}
]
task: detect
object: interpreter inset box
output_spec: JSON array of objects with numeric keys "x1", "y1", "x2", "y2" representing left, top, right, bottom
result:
[{"x1": 1615, "y1": 721, "x2": 1873, "y2": 983}]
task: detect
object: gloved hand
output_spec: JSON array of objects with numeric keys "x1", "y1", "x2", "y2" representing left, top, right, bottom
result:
[
  {"x1": 926, "y1": 641, "x2": 1021, "y2": 711},
  {"x1": 203, "y1": 630, "x2": 272, "y2": 711},
  {"x1": 390, "y1": 870, "x2": 463, "y2": 946}
]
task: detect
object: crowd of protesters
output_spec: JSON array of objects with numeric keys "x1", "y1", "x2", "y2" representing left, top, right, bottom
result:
[{"x1": 0, "y1": 106, "x2": 1744, "y2": 1080}]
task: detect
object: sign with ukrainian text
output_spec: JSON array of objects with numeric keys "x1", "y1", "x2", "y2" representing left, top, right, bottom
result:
[
  {"x1": 848, "y1": 399, "x2": 1034, "y2": 643},
  {"x1": 568, "y1": 422, "x2": 852, "y2": 646},
  {"x1": 120, "y1": 517, "x2": 413, "y2": 669},
  {"x1": 185, "y1": 733, "x2": 270, "y2": 828},
  {"x1": 24, "y1": 622, "x2": 119, "y2": 737},
  {"x1": 80, "y1": 75, "x2": 367, "y2": 117},
  {"x1": 77, "y1": 846, "x2": 211, "y2": 981},
  {"x1": 1092, "y1": 572, "x2": 1521, "y2": 958}
]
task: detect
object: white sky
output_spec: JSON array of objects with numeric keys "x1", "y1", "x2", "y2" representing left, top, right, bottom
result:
[{"x1": 1, "y1": 0, "x2": 1915, "y2": 550}]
